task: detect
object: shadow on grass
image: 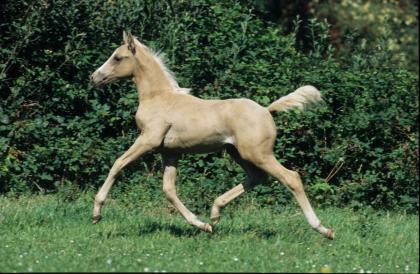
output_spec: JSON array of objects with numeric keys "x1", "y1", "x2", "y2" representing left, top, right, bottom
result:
[
  {"x1": 137, "y1": 220, "x2": 203, "y2": 237},
  {"x1": 136, "y1": 219, "x2": 280, "y2": 239}
]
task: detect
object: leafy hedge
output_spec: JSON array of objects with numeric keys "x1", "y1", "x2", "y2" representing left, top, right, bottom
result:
[{"x1": 0, "y1": 0, "x2": 418, "y2": 213}]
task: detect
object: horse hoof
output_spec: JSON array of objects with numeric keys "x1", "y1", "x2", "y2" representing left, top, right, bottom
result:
[
  {"x1": 203, "y1": 223, "x2": 213, "y2": 233},
  {"x1": 326, "y1": 229, "x2": 335, "y2": 240},
  {"x1": 92, "y1": 215, "x2": 102, "y2": 224}
]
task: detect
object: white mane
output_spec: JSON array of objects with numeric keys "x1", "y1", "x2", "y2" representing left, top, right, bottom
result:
[{"x1": 134, "y1": 38, "x2": 191, "y2": 94}]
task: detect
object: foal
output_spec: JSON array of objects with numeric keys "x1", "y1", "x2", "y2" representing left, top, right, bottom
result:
[{"x1": 90, "y1": 31, "x2": 334, "y2": 239}]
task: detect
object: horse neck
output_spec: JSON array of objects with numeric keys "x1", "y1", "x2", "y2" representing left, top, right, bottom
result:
[{"x1": 133, "y1": 48, "x2": 174, "y2": 100}]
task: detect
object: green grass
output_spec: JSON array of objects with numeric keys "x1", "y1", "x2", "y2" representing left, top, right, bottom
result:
[{"x1": 0, "y1": 193, "x2": 418, "y2": 273}]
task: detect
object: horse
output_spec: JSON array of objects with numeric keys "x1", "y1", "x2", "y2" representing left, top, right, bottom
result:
[{"x1": 90, "y1": 31, "x2": 334, "y2": 239}]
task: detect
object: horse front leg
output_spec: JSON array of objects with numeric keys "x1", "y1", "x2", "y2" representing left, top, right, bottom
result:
[
  {"x1": 92, "y1": 133, "x2": 162, "y2": 223},
  {"x1": 162, "y1": 153, "x2": 213, "y2": 233}
]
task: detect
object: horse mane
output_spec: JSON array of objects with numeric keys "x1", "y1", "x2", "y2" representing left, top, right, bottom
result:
[{"x1": 133, "y1": 38, "x2": 191, "y2": 94}]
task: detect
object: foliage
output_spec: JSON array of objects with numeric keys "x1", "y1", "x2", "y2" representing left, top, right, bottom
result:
[
  {"x1": 312, "y1": 0, "x2": 419, "y2": 73},
  {"x1": 248, "y1": 0, "x2": 419, "y2": 73},
  {"x1": 0, "y1": 0, "x2": 418, "y2": 212}
]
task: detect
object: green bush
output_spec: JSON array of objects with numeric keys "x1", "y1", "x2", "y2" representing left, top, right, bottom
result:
[{"x1": 0, "y1": 0, "x2": 418, "y2": 213}]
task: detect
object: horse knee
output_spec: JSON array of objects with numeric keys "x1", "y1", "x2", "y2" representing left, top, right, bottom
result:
[{"x1": 213, "y1": 196, "x2": 226, "y2": 209}]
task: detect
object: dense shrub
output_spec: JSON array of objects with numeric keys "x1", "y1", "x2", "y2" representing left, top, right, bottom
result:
[{"x1": 0, "y1": 0, "x2": 418, "y2": 212}]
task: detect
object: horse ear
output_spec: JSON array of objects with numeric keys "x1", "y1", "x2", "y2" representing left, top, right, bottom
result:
[
  {"x1": 123, "y1": 30, "x2": 128, "y2": 44},
  {"x1": 123, "y1": 31, "x2": 136, "y2": 55}
]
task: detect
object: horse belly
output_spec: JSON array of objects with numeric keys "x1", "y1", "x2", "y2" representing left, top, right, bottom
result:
[{"x1": 162, "y1": 127, "x2": 227, "y2": 153}]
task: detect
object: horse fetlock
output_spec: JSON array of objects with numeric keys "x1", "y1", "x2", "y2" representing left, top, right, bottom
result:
[
  {"x1": 210, "y1": 215, "x2": 220, "y2": 225},
  {"x1": 210, "y1": 206, "x2": 221, "y2": 225},
  {"x1": 94, "y1": 194, "x2": 105, "y2": 206}
]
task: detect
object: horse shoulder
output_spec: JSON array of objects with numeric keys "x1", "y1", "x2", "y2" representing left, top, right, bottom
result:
[{"x1": 135, "y1": 99, "x2": 165, "y2": 130}]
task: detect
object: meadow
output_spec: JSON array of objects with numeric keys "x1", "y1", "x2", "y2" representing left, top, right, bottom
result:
[{"x1": 0, "y1": 193, "x2": 418, "y2": 273}]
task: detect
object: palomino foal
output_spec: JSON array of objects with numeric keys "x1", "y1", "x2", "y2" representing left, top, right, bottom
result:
[{"x1": 90, "y1": 31, "x2": 334, "y2": 239}]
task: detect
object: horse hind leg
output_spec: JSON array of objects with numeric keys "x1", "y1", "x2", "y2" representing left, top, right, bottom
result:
[
  {"x1": 210, "y1": 146, "x2": 267, "y2": 225},
  {"x1": 243, "y1": 152, "x2": 334, "y2": 239}
]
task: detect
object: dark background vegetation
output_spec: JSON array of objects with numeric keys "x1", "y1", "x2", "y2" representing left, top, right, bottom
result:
[{"x1": 0, "y1": 0, "x2": 418, "y2": 213}]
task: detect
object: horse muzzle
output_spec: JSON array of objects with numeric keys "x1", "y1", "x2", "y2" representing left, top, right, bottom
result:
[{"x1": 90, "y1": 71, "x2": 111, "y2": 87}]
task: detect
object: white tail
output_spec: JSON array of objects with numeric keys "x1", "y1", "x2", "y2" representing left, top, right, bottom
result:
[{"x1": 267, "y1": 85, "x2": 323, "y2": 113}]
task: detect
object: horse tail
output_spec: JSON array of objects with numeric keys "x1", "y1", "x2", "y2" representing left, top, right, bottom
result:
[{"x1": 267, "y1": 85, "x2": 323, "y2": 114}]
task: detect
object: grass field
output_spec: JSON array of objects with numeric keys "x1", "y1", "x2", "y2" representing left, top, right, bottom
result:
[{"x1": 0, "y1": 193, "x2": 418, "y2": 273}]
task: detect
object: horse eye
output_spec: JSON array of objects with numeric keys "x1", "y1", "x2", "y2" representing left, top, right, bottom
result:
[{"x1": 114, "y1": 56, "x2": 122, "y2": 62}]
